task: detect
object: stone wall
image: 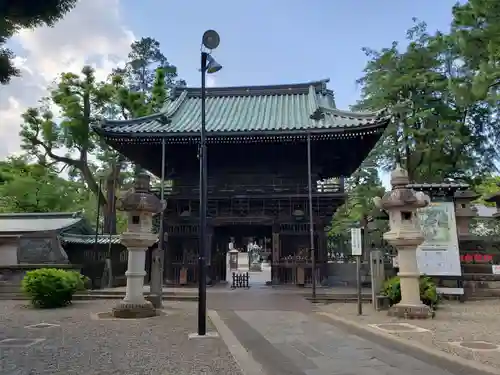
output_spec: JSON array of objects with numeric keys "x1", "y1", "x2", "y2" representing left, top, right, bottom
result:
[
  {"x1": 325, "y1": 262, "x2": 396, "y2": 287},
  {"x1": 462, "y1": 273, "x2": 500, "y2": 299}
]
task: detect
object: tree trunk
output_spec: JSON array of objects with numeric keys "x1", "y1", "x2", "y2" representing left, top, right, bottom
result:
[
  {"x1": 102, "y1": 156, "x2": 126, "y2": 234},
  {"x1": 103, "y1": 175, "x2": 117, "y2": 234}
]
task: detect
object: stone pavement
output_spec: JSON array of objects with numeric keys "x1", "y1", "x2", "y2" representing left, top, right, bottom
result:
[
  {"x1": 3, "y1": 287, "x2": 492, "y2": 375},
  {"x1": 318, "y1": 300, "x2": 500, "y2": 373},
  {"x1": 210, "y1": 304, "x2": 459, "y2": 375},
  {"x1": 0, "y1": 300, "x2": 242, "y2": 375}
]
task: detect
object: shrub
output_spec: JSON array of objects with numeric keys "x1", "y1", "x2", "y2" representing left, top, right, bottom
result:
[
  {"x1": 22, "y1": 268, "x2": 88, "y2": 308},
  {"x1": 381, "y1": 275, "x2": 439, "y2": 309}
]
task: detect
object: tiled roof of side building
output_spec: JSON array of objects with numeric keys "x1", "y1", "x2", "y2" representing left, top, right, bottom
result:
[
  {"x1": 60, "y1": 234, "x2": 122, "y2": 245},
  {"x1": 0, "y1": 212, "x2": 85, "y2": 234},
  {"x1": 95, "y1": 79, "x2": 391, "y2": 136}
]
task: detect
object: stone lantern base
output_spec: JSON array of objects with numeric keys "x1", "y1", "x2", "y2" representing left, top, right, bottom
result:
[
  {"x1": 388, "y1": 303, "x2": 432, "y2": 319},
  {"x1": 111, "y1": 301, "x2": 157, "y2": 319}
]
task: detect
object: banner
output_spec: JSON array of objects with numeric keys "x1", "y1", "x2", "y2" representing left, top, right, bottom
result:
[{"x1": 416, "y1": 202, "x2": 461, "y2": 276}]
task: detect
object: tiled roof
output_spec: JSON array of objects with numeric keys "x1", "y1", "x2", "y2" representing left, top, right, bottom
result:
[
  {"x1": 60, "y1": 234, "x2": 122, "y2": 245},
  {"x1": 407, "y1": 183, "x2": 470, "y2": 191},
  {"x1": 96, "y1": 80, "x2": 390, "y2": 136},
  {"x1": 0, "y1": 212, "x2": 84, "y2": 234}
]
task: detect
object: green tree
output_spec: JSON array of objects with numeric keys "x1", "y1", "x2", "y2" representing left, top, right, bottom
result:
[
  {"x1": 0, "y1": 156, "x2": 85, "y2": 213},
  {"x1": 110, "y1": 37, "x2": 184, "y2": 176},
  {"x1": 1, "y1": 0, "x2": 77, "y2": 84},
  {"x1": 18, "y1": 38, "x2": 179, "y2": 233},
  {"x1": 451, "y1": 0, "x2": 500, "y2": 100},
  {"x1": 328, "y1": 160, "x2": 387, "y2": 250},
  {"x1": 355, "y1": 19, "x2": 496, "y2": 183}
]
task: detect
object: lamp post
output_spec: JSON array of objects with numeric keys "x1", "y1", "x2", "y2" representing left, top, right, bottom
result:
[
  {"x1": 198, "y1": 30, "x2": 222, "y2": 336},
  {"x1": 306, "y1": 133, "x2": 316, "y2": 299}
]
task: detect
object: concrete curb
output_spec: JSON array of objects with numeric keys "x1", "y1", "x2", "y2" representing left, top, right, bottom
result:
[
  {"x1": 208, "y1": 310, "x2": 267, "y2": 375},
  {"x1": 317, "y1": 312, "x2": 500, "y2": 375}
]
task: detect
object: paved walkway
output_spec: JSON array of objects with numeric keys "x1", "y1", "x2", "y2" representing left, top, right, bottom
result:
[
  {"x1": 208, "y1": 289, "x2": 460, "y2": 375},
  {"x1": 319, "y1": 300, "x2": 500, "y2": 373}
]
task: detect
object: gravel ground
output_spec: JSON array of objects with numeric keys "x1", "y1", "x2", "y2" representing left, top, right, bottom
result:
[
  {"x1": 319, "y1": 300, "x2": 500, "y2": 370},
  {"x1": 0, "y1": 300, "x2": 243, "y2": 375}
]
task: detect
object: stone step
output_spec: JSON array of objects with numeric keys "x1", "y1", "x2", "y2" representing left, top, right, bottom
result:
[
  {"x1": 0, "y1": 292, "x2": 198, "y2": 302},
  {"x1": 82, "y1": 290, "x2": 195, "y2": 296},
  {"x1": 305, "y1": 294, "x2": 373, "y2": 303},
  {"x1": 73, "y1": 294, "x2": 198, "y2": 302}
]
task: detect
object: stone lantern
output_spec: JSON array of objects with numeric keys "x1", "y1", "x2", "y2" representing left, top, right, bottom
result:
[
  {"x1": 111, "y1": 172, "x2": 164, "y2": 319},
  {"x1": 373, "y1": 165, "x2": 432, "y2": 319},
  {"x1": 454, "y1": 190, "x2": 478, "y2": 237}
]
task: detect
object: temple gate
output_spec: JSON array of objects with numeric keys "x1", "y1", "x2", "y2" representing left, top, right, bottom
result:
[{"x1": 95, "y1": 80, "x2": 390, "y2": 286}]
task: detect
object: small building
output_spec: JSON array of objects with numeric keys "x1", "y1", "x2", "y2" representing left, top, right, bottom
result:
[
  {"x1": 94, "y1": 79, "x2": 391, "y2": 286},
  {"x1": 0, "y1": 212, "x2": 88, "y2": 265},
  {"x1": 0, "y1": 212, "x2": 126, "y2": 288}
]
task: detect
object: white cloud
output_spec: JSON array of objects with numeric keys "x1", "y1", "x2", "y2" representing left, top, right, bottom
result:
[{"x1": 0, "y1": 0, "x2": 135, "y2": 160}]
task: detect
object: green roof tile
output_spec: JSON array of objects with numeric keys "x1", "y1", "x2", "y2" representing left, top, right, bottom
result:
[
  {"x1": 96, "y1": 79, "x2": 390, "y2": 136},
  {"x1": 60, "y1": 234, "x2": 122, "y2": 245}
]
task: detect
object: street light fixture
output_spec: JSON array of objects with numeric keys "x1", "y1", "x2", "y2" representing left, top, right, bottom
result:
[{"x1": 198, "y1": 29, "x2": 222, "y2": 336}]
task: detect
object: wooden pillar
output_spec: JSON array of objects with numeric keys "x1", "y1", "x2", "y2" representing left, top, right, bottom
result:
[
  {"x1": 272, "y1": 224, "x2": 281, "y2": 285},
  {"x1": 163, "y1": 224, "x2": 175, "y2": 285},
  {"x1": 316, "y1": 222, "x2": 328, "y2": 283}
]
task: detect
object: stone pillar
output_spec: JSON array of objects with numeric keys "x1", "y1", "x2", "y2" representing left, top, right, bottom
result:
[
  {"x1": 111, "y1": 172, "x2": 165, "y2": 319},
  {"x1": 271, "y1": 225, "x2": 280, "y2": 285},
  {"x1": 373, "y1": 165, "x2": 432, "y2": 319},
  {"x1": 454, "y1": 190, "x2": 478, "y2": 237}
]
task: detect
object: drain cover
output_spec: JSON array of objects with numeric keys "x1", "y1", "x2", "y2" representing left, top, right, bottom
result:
[
  {"x1": 0, "y1": 338, "x2": 45, "y2": 348},
  {"x1": 25, "y1": 323, "x2": 59, "y2": 329},
  {"x1": 368, "y1": 323, "x2": 429, "y2": 333},
  {"x1": 459, "y1": 341, "x2": 499, "y2": 350},
  {"x1": 377, "y1": 324, "x2": 416, "y2": 331}
]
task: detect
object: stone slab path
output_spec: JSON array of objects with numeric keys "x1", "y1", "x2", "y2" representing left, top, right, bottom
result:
[
  {"x1": 319, "y1": 300, "x2": 500, "y2": 372},
  {"x1": 212, "y1": 307, "x2": 456, "y2": 375}
]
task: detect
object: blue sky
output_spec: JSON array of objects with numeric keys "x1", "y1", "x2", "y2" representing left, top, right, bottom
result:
[
  {"x1": 2, "y1": 0, "x2": 461, "y2": 183},
  {"x1": 121, "y1": 0, "x2": 459, "y2": 109}
]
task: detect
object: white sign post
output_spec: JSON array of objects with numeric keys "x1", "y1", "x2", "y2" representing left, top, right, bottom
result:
[
  {"x1": 351, "y1": 227, "x2": 363, "y2": 315},
  {"x1": 351, "y1": 228, "x2": 362, "y2": 256}
]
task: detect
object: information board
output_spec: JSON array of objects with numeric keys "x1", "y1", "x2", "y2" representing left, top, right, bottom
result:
[
  {"x1": 350, "y1": 228, "x2": 362, "y2": 256},
  {"x1": 416, "y1": 202, "x2": 461, "y2": 277}
]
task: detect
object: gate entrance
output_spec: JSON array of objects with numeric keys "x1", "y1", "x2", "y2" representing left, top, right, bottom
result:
[{"x1": 213, "y1": 224, "x2": 272, "y2": 285}]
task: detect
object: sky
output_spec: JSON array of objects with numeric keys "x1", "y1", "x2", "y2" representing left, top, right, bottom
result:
[{"x1": 1, "y1": 0, "x2": 461, "y2": 186}]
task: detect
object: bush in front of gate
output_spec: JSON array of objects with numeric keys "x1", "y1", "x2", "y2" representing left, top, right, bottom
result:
[
  {"x1": 22, "y1": 268, "x2": 89, "y2": 308},
  {"x1": 381, "y1": 275, "x2": 439, "y2": 309}
]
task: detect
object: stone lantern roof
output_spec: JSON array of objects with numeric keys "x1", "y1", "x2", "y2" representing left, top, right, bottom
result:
[
  {"x1": 117, "y1": 172, "x2": 164, "y2": 214},
  {"x1": 454, "y1": 190, "x2": 479, "y2": 201},
  {"x1": 378, "y1": 165, "x2": 429, "y2": 209}
]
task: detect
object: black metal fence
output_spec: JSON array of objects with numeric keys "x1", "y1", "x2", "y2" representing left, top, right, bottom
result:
[{"x1": 231, "y1": 272, "x2": 250, "y2": 288}]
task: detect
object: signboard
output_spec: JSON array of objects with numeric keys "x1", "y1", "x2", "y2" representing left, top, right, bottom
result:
[
  {"x1": 350, "y1": 228, "x2": 362, "y2": 256},
  {"x1": 416, "y1": 202, "x2": 461, "y2": 277},
  {"x1": 492, "y1": 265, "x2": 500, "y2": 275}
]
